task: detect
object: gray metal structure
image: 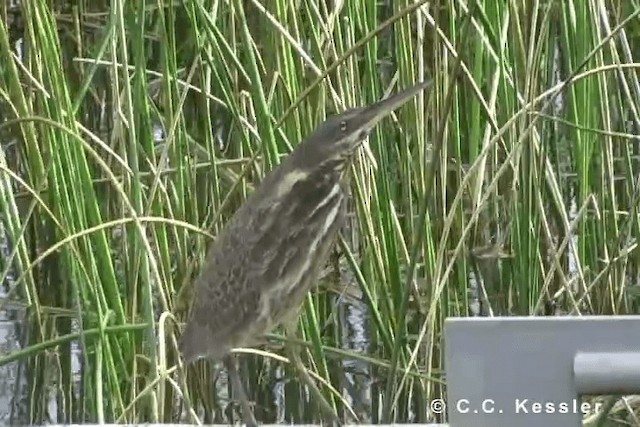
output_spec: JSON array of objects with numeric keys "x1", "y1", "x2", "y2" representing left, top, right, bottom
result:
[{"x1": 444, "y1": 315, "x2": 640, "y2": 427}]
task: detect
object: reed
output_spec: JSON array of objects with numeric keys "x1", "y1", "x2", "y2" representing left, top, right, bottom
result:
[{"x1": 0, "y1": 1, "x2": 639, "y2": 425}]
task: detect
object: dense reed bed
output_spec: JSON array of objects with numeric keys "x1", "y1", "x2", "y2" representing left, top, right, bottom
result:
[{"x1": 0, "y1": 1, "x2": 639, "y2": 425}]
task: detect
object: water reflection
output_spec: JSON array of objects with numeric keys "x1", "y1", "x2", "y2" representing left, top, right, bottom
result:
[
  {"x1": 0, "y1": 225, "x2": 26, "y2": 426},
  {"x1": 0, "y1": 306, "x2": 24, "y2": 426}
]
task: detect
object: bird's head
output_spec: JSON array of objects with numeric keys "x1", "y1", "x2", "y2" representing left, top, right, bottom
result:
[{"x1": 292, "y1": 80, "x2": 432, "y2": 171}]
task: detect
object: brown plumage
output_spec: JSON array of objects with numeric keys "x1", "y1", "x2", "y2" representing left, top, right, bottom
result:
[{"x1": 178, "y1": 80, "x2": 432, "y2": 425}]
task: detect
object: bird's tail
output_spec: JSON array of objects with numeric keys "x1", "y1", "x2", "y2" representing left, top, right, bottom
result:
[{"x1": 179, "y1": 321, "x2": 227, "y2": 364}]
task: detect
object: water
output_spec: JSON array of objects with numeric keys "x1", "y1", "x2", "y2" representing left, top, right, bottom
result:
[
  {"x1": 0, "y1": 219, "x2": 27, "y2": 425},
  {"x1": 0, "y1": 310, "x2": 23, "y2": 425}
]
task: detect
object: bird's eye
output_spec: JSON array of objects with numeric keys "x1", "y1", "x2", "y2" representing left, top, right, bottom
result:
[{"x1": 340, "y1": 121, "x2": 347, "y2": 132}]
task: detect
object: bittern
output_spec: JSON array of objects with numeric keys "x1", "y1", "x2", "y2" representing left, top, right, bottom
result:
[{"x1": 179, "y1": 79, "x2": 432, "y2": 426}]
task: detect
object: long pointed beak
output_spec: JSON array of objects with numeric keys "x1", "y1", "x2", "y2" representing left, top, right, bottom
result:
[
  {"x1": 354, "y1": 80, "x2": 432, "y2": 168},
  {"x1": 360, "y1": 79, "x2": 433, "y2": 127}
]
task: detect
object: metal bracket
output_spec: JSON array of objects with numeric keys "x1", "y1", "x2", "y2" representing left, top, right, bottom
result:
[{"x1": 444, "y1": 316, "x2": 640, "y2": 427}]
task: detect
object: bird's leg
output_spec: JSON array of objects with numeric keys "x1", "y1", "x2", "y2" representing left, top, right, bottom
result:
[
  {"x1": 223, "y1": 354, "x2": 258, "y2": 427},
  {"x1": 284, "y1": 324, "x2": 342, "y2": 426}
]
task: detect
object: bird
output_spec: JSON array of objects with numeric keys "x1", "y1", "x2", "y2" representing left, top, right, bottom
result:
[{"x1": 178, "y1": 79, "x2": 432, "y2": 426}]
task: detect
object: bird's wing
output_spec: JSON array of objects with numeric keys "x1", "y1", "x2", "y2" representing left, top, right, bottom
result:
[{"x1": 179, "y1": 199, "x2": 280, "y2": 361}]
